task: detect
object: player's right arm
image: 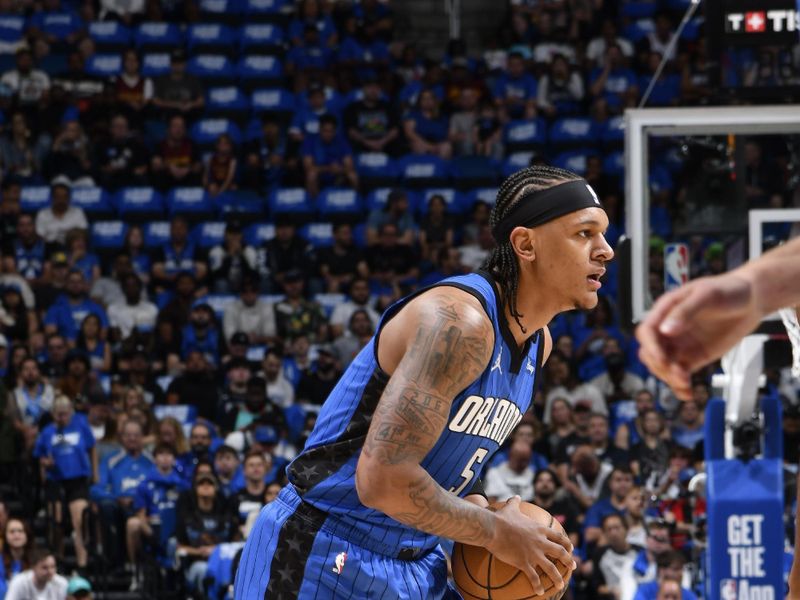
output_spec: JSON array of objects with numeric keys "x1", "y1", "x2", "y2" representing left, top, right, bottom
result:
[{"x1": 355, "y1": 288, "x2": 574, "y2": 594}]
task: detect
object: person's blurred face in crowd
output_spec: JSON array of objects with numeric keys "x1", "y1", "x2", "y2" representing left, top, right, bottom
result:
[
  {"x1": 195, "y1": 477, "x2": 216, "y2": 501},
  {"x1": 534, "y1": 470, "x2": 557, "y2": 500},
  {"x1": 190, "y1": 424, "x2": 212, "y2": 454},
  {"x1": 511, "y1": 423, "x2": 535, "y2": 447},
  {"x1": 122, "y1": 274, "x2": 142, "y2": 304},
  {"x1": 646, "y1": 524, "x2": 672, "y2": 557},
  {"x1": 571, "y1": 445, "x2": 598, "y2": 478},
  {"x1": 244, "y1": 454, "x2": 267, "y2": 482},
  {"x1": 32, "y1": 555, "x2": 57, "y2": 587},
  {"x1": 5, "y1": 518, "x2": 27, "y2": 551},
  {"x1": 67, "y1": 356, "x2": 87, "y2": 379},
  {"x1": 659, "y1": 560, "x2": 684, "y2": 585},
  {"x1": 606, "y1": 44, "x2": 622, "y2": 68},
  {"x1": 170, "y1": 55, "x2": 186, "y2": 78},
  {"x1": 123, "y1": 49, "x2": 139, "y2": 75},
  {"x1": 642, "y1": 409, "x2": 663, "y2": 437},
  {"x1": 51, "y1": 184, "x2": 71, "y2": 213},
  {"x1": 15, "y1": 50, "x2": 33, "y2": 74},
  {"x1": 552, "y1": 55, "x2": 569, "y2": 80},
  {"x1": 10, "y1": 112, "x2": 28, "y2": 138},
  {"x1": 636, "y1": 390, "x2": 655, "y2": 414},
  {"x1": 419, "y1": 89, "x2": 437, "y2": 113},
  {"x1": 349, "y1": 310, "x2": 372, "y2": 337},
  {"x1": 624, "y1": 487, "x2": 645, "y2": 518},
  {"x1": 609, "y1": 469, "x2": 634, "y2": 501},
  {"x1": 241, "y1": 280, "x2": 259, "y2": 306},
  {"x1": 66, "y1": 271, "x2": 85, "y2": 299},
  {"x1": 110, "y1": 115, "x2": 129, "y2": 141},
  {"x1": 282, "y1": 277, "x2": 304, "y2": 300},
  {"x1": 320, "y1": 120, "x2": 337, "y2": 144},
  {"x1": 657, "y1": 580, "x2": 682, "y2": 600},
  {"x1": 459, "y1": 87, "x2": 478, "y2": 111},
  {"x1": 349, "y1": 279, "x2": 370, "y2": 304},
  {"x1": 214, "y1": 451, "x2": 239, "y2": 478},
  {"x1": 48, "y1": 336, "x2": 68, "y2": 364},
  {"x1": 333, "y1": 223, "x2": 353, "y2": 248},
  {"x1": 507, "y1": 53, "x2": 525, "y2": 78},
  {"x1": 378, "y1": 223, "x2": 399, "y2": 248},
  {"x1": 603, "y1": 514, "x2": 628, "y2": 550},
  {"x1": 167, "y1": 116, "x2": 186, "y2": 142},
  {"x1": 245, "y1": 382, "x2": 266, "y2": 412},
  {"x1": 588, "y1": 414, "x2": 609, "y2": 444},
  {"x1": 275, "y1": 223, "x2": 295, "y2": 243},
  {"x1": 264, "y1": 482, "x2": 282, "y2": 503},
  {"x1": 185, "y1": 351, "x2": 207, "y2": 373},
  {"x1": 190, "y1": 306, "x2": 212, "y2": 330},
  {"x1": 121, "y1": 420, "x2": 144, "y2": 455},
  {"x1": 363, "y1": 81, "x2": 381, "y2": 104},
  {"x1": 678, "y1": 400, "x2": 701, "y2": 426},
  {"x1": 291, "y1": 335, "x2": 309, "y2": 358},
  {"x1": 175, "y1": 273, "x2": 196, "y2": 298},
  {"x1": 228, "y1": 363, "x2": 251, "y2": 389},
  {"x1": 170, "y1": 217, "x2": 188, "y2": 245},
  {"x1": 262, "y1": 353, "x2": 282, "y2": 381},
  {"x1": 308, "y1": 88, "x2": 325, "y2": 111},
  {"x1": 158, "y1": 420, "x2": 178, "y2": 447},
  {"x1": 53, "y1": 402, "x2": 73, "y2": 428},
  {"x1": 20, "y1": 358, "x2": 41, "y2": 387},
  {"x1": 550, "y1": 398, "x2": 572, "y2": 427},
  {"x1": 691, "y1": 383, "x2": 709, "y2": 406},
  {"x1": 154, "y1": 448, "x2": 175, "y2": 473},
  {"x1": 316, "y1": 350, "x2": 336, "y2": 374}
]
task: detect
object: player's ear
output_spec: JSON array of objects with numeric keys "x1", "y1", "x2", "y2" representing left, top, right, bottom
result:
[{"x1": 509, "y1": 227, "x2": 536, "y2": 264}]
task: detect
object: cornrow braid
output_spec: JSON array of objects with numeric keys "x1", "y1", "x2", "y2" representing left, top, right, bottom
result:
[{"x1": 482, "y1": 165, "x2": 583, "y2": 334}]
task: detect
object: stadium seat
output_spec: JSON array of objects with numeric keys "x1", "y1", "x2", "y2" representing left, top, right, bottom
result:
[
  {"x1": 144, "y1": 221, "x2": 171, "y2": 248},
  {"x1": 681, "y1": 17, "x2": 702, "y2": 41},
  {"x1": 621, "y1": 1, "x2": 657, "y2": 19},
  {"x1": 88, "y1": 21, "x2": 131, "y2": 50},
  {"x1": 85, "y1": 54, "x2": 122, "y2": 78},
  {"x1": 603, "y1": 151, "x2": 625, "y2": 179},
  {"x1": 189, "y1": 118, "x2": 243, "y2": 148},
  {"x1": 36, "y1": 11, "x2": 83, "y2": 41},
  {"x1": 502, "y1": 152, "x2": 535, "y2": 177},
  {"x1": 268, "y1": 187, "x2": 313, "y2": 221},
  {"x1": 242, "y1": 0, "x2": 291, "y2": 25},
  {"x1": 638, "y1": 73, "x2": 680, "y2": 106},
  {"x1": 420, "y1": 188, "x2": 461, "y2": 214},
  {"x1": 199, "y1": 0, "x2": 243, "y2": 25},
  {"x1": 316, "y1": 188, "x2": 363, "y2": 221},
  {"x1": 623, "y1": 19, "x2": 655, "y2": 43},
  {"x1": 549, "y1": 117, "x2": 599, "y2": 148},
  {"x1": 153, "y1": 405, "x2": 197, "y2": 430},
  {"x1": 313, "y1": 293, "x2": 346, "y2": 317},
  {"x1": 135, "y1": 22, "x2": 183, "y2": 51},
  {"x1": 354, "y1": 153, "x2": 397, "y2": 188},
  {"x1": 91, "y1": 221, "x2": 129, "y2": 250},
  {"x1": 215, "y1": 190, "x2": 266, "y2": 217},
  {"x1": 600, "y1": 116, "x2": 625, "y2": 149},
  {"x1": 352, "y1": 222, "x2": 367, "y2": 248},
  {"x1": 20, "y1": 186, "x2": 51, "y2": 213},
  {"x1": 464, "y1": 187, "x2": 499, "y2": 209},
  {"x1": 396, "y1": 154, "x2": 449, "y2": 189},
  {"x1": 503, "y1": 118, "x2": 547, "y2": 153},
  {"x1": 240, "y1": 24, "x2": 285, "y2": 54},
  {"x1": 166, "y1": 188, "x2": 214, "y2": 222},
  {"x1": 0, "y1": 16, "x2": 24, "y2": 42},
  {"x1": 365, "y1": 187, "x2": 395, "y2": 212},
  {"x1": 206, "y1": 87, "x2": 250, "y2": 124},
  {"x1": 250, "y1": 88, "x2": 295, "y2": 125},
  {"x1": 244, "y1": 222, "x2": 275, "y2": 246},
  {"x1": 141, "y1": 53, "x2": 171, "y2": 77},
  {"x1": 299, "y1": 223, "x2": 334, "y2": 248},
  {"x1": 115, "y1": 187, "x2": 165, "y2": 222},
  {"x1": 553, "y1": 151, "x2": 592, "y2": 176},
  {"x1": 71, "y1": 187, "x2": 115, "y2": 219},
  {"x1": 193, "y1": 221, "x2": 227, "y2": 247},
  {"x1": 448, "y1": 155, "x2": 499, "y2": 190},
  {"x1": 237, "y1": 55, "x2": 283, "y2": 90},
  {"x1": 187, "y1": 54, "x2": 236, "y2": 85},
  {"x1": 186, "y1": 24, "x2": 237, "y2": 57},
  {"x1": 38, "y1": 54, "x2": 67, "y2": 76}
]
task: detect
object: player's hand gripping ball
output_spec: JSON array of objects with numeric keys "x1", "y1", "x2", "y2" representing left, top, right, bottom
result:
[{"x1": 452, "y1": 501, "x2": 573, "y2": 600}]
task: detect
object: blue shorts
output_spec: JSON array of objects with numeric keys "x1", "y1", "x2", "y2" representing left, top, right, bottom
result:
[{"x1": 233, "y1": 485, "x2": 459, "y2": 599}]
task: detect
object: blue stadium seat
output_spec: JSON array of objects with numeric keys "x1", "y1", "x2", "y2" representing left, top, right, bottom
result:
[
  {"x1": 638, "y1": 73, "x2": 680, "y2": 106},
  {"x1": 135, "y1": 22, "x2": 183, "y2": 51},
  {"x1": 167, "y1": 188, "x2": 214, "y2": 221},
  {"x1": 0, "y1": 16, "x2": 24, "y2": 41},
  {"x1": 603, "y1": 151, "x2": 625, "y2": 179},
  {"x1": 299, "y1": 223, "x2": 334, "y2": 248},
  {"x1": 193, "y1": 221, "x2": 227, "y2": 248},
  {"x1": 553, "y1": 151, "x2": 592, "y2": 176},
  {"x1": 420, "y1": 188, "x2": 461, "y2": 214},
  {"x1": 88, "y1": 21, "x2": 131, "y2": 50},
  {"x1": 36, "y1": 12, "x2": 83, "y2": 41},
  {"x1": 601, "y1": 116, "x2": 625, "y2": 148},
  {"x1": 244, "y1": 222, "x2": 275, "y2": 246},
  {"x1": 91, "y1": 221, "x2": 129, "y2": 250},
  {"x1": 190, "y1": 119, "x2": 243, "y2": 148},
  {"x1": 449, "y1": 156, "x2": 499, "y2": 190},
  {"x1": 186, "y1": 24, "x2": 236, "y2": 56},
  {"x1": 242, "y1": 0, "x2": 291, "y2": 25},
  {"x1": 240, "y1": 24, "x2": 285, "y2": 53},
  {"x1": 187, "y1": 54, "x2": 236, "y2": 85},
  {"x1": 197, "y1": 294, "x2": 237, "y2": 321},
  {"x1": 215, "y1": 190, "x2": 266, "y2": 216},
  {"x1": 206, "y1": 87, "x2": 250, "y2": 123},
  {"x1": 144, "y1": 221, "x2": 171, "y2": 248},
  {"x1": 85, "y1": 54, "x2": 122, "y2": 78},
  {"x1": 71, "y1": 187, "x2": 114, "y2": 219},
  {"x1": 354, "y1": 153, "x2": 397, "y2": 188},
  {"x1": 141, "y1": 53, "x2": 171, "y2": 77},
  {"x1": 623, "y1": 19, "x2": 655, "y2": 43},
  {"x1": 317, "y1": 188, "x2": 362, "y2": 220},
  {"x1": 38, "y1": 54, "x2": 67, "y2": 76},
  {"x1": 20, "y1": 186, "x2": 51, "y2": 213},
  {"x1": 464, "y1": 187, "x2": 499, "y2": 209},
  {"x1": 502, "y1": 152, "x2": 535, "y2": 177},
  {"x1": 681, "y1": 17, "x2": 702, "y2": 41},
  {"x1": 621, "y1": 1, "x2": 657, "y2": 19},
  {"x1": 268, "y1": 187, "x2": 313, "y2": 220},
  {"x1": 237, "y1": 55, "x2": 283, "y2": 90},
  {"x1": 199, "y1": 0, "x2": 243, "y2": 25},
  {"x1": 549, "y1": 117, "x2": 599, "y2": 148},
  {"x1": 313, "y1": 293, "x2": 346, "y2": 317},
  {"x1": 396, "y1": 154, "x2": 449, "y2": 189},
  {"x1": 250, "y1": 88, "x2": 295, "y2": 123},
  {"x1": 153, "y1": 405, "x2": 197, "y2": 430},
  {"x1": 352, "y1": 223, "x2": 367, "y2": 248},
  {"x1": 504, "y1": 118, "x2": 547, "y2": 153},
  {"x1": 115, "y1": 187, "x2": 165, "y2": 222}
]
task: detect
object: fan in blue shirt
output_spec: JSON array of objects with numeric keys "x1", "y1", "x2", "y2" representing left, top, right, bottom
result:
[
  {"x1": 43, "y1": 270, "x2": 109, "y2": 341},
  {"x1": 589, "y1": 44, "x2": 639, "y2": 110},
  {"x1": 493, "y1": 52, "x2": 538, "y2": 120},
  {"x1": 287, "y1": 2, "x2": 338, "y2": 47},
  {"x1": 286, "y1": 24, "x2": 335, "y2": 75},
  {"x1": 633, "y1": 551, "x2": 697, "y2": 600},
  {"x1": 289, "y1": 84, "x2": 339, "y2": 141},
  {"x1": 583, "y1": 466, "x2": 635, "y2": 547},
  {"x1": 301, "y1": 114, "x2": 359, "y2": 196},
  {"x1": 127, "y1": 443, "x2": 189, "y2": 573}
]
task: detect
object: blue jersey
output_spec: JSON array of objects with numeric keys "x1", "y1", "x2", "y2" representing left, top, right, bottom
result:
[
  {"x1": 43, "y1": 296, "x2": 109, "y2": 341},
  {"x1": 286, "y1": 271, "x2": 544, "y2": 556},
  {"x1": 13, "y1": 240, "x2": 47, "y2": 280},
  {"x1": 90, "y1": 450, "x2": 154, "y2": 502},
  {"x1": 34, "y1": 416, "x2": 95, "y2": 481}
]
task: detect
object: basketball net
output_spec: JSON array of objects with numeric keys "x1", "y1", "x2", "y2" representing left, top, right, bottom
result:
[{"x1": 779, "y1": 307, "x2": 800, "y2": 379}]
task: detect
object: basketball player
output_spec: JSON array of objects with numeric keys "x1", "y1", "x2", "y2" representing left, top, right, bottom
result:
[
  {"x1": 636, "y1": 237, "x2": 800, "y2": 399},
  {"x1": 234, "y1": 166, "x2": 612, "y2": 599}
]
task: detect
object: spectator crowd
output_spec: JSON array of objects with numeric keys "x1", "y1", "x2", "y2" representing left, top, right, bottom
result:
[{"x1": 0, "y1": 0, "x2": 798, "y2": 598}]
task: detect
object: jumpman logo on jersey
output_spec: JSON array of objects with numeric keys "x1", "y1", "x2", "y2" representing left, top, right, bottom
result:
[
  {"x1": 526, "y1": 358, "x2": 535, "y2": 375},
  {"x1": 332, "y1": 551, "x2": 347, "y2": 575},
  {"x1": 490, "y1": 347, "x2": 503, "y2": 374}
]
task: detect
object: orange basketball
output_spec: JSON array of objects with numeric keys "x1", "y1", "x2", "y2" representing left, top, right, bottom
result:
[{"x1": 451, "y1": 501, "x2": 573, "y2": 600}]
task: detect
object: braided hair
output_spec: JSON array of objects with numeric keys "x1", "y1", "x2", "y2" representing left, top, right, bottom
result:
[{"x1": 482, "y1": 165, "x2": 583, "y2": 333}]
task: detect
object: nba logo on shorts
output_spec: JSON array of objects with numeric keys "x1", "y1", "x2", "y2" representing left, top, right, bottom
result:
[
  {"x1": 720, "y1": 579, "x2": 737, "y2": 600},
  {"x1": 664, "y1": 243, "x2": 689, "y2": 291}
]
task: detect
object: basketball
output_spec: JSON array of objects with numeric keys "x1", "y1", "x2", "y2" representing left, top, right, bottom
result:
[{"x1": 451, "y1": 501, "x2": 572, "y2": 600}]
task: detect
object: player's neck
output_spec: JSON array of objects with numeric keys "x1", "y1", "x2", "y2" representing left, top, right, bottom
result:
[{"x1": 506, "y1": 270, "x2": 562, "y2": 343}]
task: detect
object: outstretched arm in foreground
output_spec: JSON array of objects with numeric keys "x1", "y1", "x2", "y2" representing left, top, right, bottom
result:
[
  {"x1": 636, "y1": 237, "x2": 800, "y2": 399},
  {"x1": 356, "y1": 287, "x2": 574, "y2": 595}
]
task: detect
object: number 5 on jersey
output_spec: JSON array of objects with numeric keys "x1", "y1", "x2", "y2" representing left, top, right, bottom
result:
[{"x1": 449, "y1": 448, "x2": 489, "y2": 496}]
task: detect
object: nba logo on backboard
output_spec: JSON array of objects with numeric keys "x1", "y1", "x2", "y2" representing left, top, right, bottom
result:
[
  {"x1": 664, "y1": 243, "x2": 689, "y2": 291},
  {"x1": 721, "y1": 579, "x2": 737, "y2": 600}
]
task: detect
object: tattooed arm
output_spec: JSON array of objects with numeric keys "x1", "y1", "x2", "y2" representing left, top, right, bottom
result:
[{"x1": 355, "y1": 288, "x2": 573, "y2": 594}]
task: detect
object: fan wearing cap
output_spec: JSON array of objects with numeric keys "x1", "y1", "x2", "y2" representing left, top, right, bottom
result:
[
  {"x1": 66, "y1": 575, "x2": 92, "y2": 599},
  {"x1": 208, "y1": 222, "x2": 258, "y2": 295},
  {"x1": 236, "y1": 166, "x2": 610, "y2": 598}
]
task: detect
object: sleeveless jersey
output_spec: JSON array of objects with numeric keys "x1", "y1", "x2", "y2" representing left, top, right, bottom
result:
[{"x1": 287, "y1": 271, "x2": 544, "y2": 555}]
